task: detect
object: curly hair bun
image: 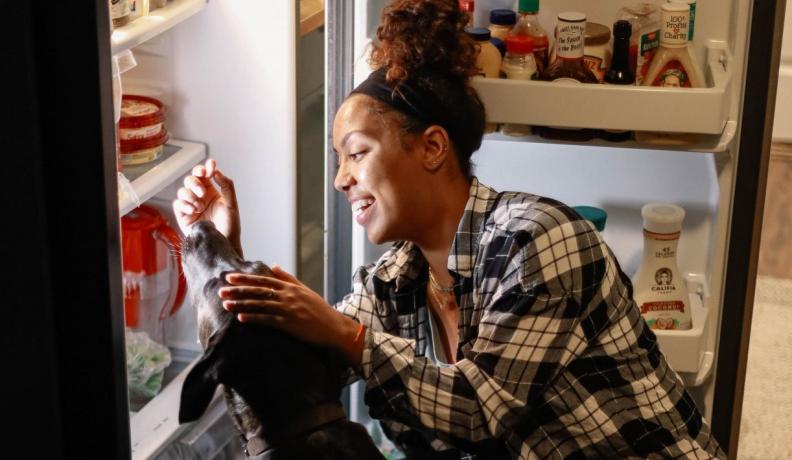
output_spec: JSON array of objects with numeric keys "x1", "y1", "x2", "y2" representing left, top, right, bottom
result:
[{"x1": 370, "y1": 0, "x2": 478, "y2": 86}]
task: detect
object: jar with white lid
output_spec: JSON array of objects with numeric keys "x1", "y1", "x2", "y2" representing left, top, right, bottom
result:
[{"x1": 632, "y1": 203, "x2": 692, "y2": 330}]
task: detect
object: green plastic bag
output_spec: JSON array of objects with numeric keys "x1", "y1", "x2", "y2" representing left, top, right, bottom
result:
[{"x1": 126, "y1": 328, "x2": 171, "y2": 411}]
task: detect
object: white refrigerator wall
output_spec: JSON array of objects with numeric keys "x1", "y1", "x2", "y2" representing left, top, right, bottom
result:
[
  {"x1": 125, "y1": 1, "x2": 298, "y2": 267},
  {"x1": 122, "y1": 1, "x2": 298, "y2": 349}
]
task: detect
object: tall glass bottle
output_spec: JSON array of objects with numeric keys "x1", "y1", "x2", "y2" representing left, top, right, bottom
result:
[
  {"x1": 632, "y1": 203, "x2": 692, "y2": 330},
  {"x1": 537, "y1": 12, "x2": 598, "y2": 141},
  {"x1": 510, "y1": 0, "x2": 549, "y2": 74},
  {"x1": 600, "y1": 20, "x2": 635, "y2": 142}
]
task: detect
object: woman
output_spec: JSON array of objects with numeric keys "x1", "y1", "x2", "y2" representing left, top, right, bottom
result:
[{"x1": 173, "y1": 1, "x2": 724, "y2": 458}]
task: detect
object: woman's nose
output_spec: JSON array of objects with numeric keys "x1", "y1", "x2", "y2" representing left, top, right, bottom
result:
[{"x1": 334, "y1": 159, "x2": 355, "y2": 192}]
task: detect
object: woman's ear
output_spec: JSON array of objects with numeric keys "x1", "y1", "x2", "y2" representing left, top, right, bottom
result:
[{"x1": 421, "y1": 125, "x2": 451, "y2": 171}]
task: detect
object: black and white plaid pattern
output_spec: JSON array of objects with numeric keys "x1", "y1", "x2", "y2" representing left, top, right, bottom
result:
[{"x1": 336, "y1": 178, "x2": 725, "y2": 459}]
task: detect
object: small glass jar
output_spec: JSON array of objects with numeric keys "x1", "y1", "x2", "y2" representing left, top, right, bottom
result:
[
  {"x1": 110, "y1": 0, "x2": 131, "y2": 28},
  {"x1": 583, "y1": 22, "x2": 612, "y2": 83},
  {"x1": 488, "y1": 9, "x2": 517, "y2": 41}
]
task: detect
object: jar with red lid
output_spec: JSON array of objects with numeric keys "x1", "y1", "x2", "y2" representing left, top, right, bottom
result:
[{"x1": 119, "y1": 94, "x2": 168, "y2": 165}]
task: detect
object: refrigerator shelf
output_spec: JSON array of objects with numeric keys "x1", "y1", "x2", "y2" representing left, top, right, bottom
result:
[
  {"x1": 472, "y1": 42, "x2": 733, "y2": 136},
  {"x1": 111, "y1": 0, "x2": 208, "y2": 56},
  {"x1": 483, "y1": 120, "x2": 738, "y2": 154},
  {"x1": 654, "y1": 279, "x2": 714, "y2": 385},
  {"x1": 119, "y1": 139, "x2": 207, "y2": 216}
]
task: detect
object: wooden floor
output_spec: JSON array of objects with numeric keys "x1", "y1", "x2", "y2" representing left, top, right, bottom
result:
[{"x1": 758, "y1": 143, "x2": 792, "y2": 278}]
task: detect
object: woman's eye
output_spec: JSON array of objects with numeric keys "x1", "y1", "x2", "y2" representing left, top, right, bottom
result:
[{"x1": 349, "y1": 151, "x2": 367, "y2": 161}]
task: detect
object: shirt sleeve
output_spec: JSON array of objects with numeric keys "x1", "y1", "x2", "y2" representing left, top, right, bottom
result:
[{"x1": 358, "y1": 216, "x2": 610, "y2": 456}]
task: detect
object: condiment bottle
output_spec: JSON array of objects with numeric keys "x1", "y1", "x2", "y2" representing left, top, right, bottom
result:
[
  {"x1": 615, "y1": 3, "x2": 660, "y2": 86},
  {"x1": 510, "y1": 0, "x2": 549, "y2": 74},
  {"x1": 466, "y1": 27, "x2": 502, "y2": 79},
  {"x1": 635, "y1": 3, "x2": 705, "y2": 145},
  {"x1": 537, "y1": 12, "x2": 598, "y2": 142},
  {"x1": 600, "y1": 20, "x2": 635, "y2": 142},
  {"x1": 488, "y1": 9, "x2": 516, "y2": 41},
  {"x1": 668, "y1": 0, "x2": 696, "y2": 40},
  {"x1": 583, "y1": 22, "x2": 612, "y2": 83},
  {"x1": 459, "y1": 0, "x2": 474, "y2": 27},
  {"x1": 110, "y1": 0, "x2": 131, "y2": 28},
  {"x1": 466, "y1": 27, "x2": 502, "y2": 133},
  {"x1": 500, "y1": 35, "x2": 537, "y2": 137},
  {"x1": 632, "y1": 203, "x2": 691, "y2": 330}
]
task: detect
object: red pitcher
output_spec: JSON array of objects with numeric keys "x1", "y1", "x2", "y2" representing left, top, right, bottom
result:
[{"x1": 122, "y1": 204, "x2": 186, "y2": 343}]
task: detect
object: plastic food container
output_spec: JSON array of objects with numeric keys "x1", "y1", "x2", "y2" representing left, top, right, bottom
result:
[
  {"x1": 120, "y1": 95, "x2": 166, "y2": 141},
  {"x1": 119, "y1": 128, "x2": 169, "y2": 165}
]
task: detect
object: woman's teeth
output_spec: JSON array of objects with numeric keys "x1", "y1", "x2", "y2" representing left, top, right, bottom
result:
[{"x1": 352, "y1": 199, "x2": 374, "y2": 216}]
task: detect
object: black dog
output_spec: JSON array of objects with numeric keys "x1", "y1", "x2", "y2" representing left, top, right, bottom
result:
[{"x1": 178, "y1": 221, "x2": 384, "y2": 460}]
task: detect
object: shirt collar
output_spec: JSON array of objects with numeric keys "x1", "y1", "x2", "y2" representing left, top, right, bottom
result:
[
  {"x1": 371, "y1": 177, "x2": 499, "y2": 288},
  {"x1": 448, "y1": 177, "x2": 499, "y2": 277}
]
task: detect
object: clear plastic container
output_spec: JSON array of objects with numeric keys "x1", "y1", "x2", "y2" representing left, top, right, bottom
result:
[
  {"x1": 615, "y1": 3, "x2": 661, "y2": 86},
  {"x1": 500, "y1": 35, "x2": 536, "y2": 137}
]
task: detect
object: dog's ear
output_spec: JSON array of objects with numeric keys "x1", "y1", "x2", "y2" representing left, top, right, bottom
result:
[{"x1": 178, "y1": 334, "x2": 227, "y2": 424}]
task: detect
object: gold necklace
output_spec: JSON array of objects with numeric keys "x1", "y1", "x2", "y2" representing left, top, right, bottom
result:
[
  {"x1": 429, "y1": 267, "x2": 455, "y2": 293},
  {"x1": 427, "y1": 273, "x2": 456, "y2": 311}
]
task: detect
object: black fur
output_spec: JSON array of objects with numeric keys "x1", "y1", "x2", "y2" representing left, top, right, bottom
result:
[{"x1": 178, "y1": 221, "x2": 384, "y2": 459}]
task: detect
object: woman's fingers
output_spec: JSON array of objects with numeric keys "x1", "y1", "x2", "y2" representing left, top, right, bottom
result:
[
  {"x1": 211, "y1": 168, "x2": 237, "y2": 207},
  {"x1": 177, "y1": 186, "x2": 201, "y2": 210},
  {"x1": 225, "y1": 273, "x2": 285, "y2": 289},
  {"x1": 219, "y1": 285, "x2": 279, "y2": 300},
  {"x1": 223, "y1": 299, "x2": 285, "y2": 313},
  {"x1": 271, "y1": 264, "x2": 301, "y2": 285},
  {"x1": 184, "y1": 175, "x2": 207, "y2": 199}
]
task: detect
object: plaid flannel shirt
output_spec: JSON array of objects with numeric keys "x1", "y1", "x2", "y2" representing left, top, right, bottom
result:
[{"x1": 335, "y1": 178, "x2": 725, "y2": 459}]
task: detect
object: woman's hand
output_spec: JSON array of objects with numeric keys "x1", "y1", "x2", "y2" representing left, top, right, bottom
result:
[
  {"x1": 173, "y1": 159, "x2": 243, "y2": 256},
  {"x1": 220, "y1": 265, "x2": 363, "y2": 364}
]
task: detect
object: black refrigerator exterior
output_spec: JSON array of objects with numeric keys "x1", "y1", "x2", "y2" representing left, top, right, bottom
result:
[{"x1": 4, "y1": 1, "x2": 787, "y2": 459}]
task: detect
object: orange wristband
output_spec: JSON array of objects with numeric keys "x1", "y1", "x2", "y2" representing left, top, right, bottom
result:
[{"x1": 347, "y1": 322, "x2": 366, "y2": 365}]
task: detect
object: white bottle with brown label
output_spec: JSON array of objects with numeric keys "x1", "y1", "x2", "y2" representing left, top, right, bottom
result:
[{"x1": 632, "y1": 203, "x2": 692, "y2": 330}]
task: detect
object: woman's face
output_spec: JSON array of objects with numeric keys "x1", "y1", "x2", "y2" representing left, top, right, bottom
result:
[{"x1": 332, "y1": 95, "x2": 426, "y2": 245}]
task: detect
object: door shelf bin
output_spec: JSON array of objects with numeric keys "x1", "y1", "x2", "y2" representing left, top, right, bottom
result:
[
  {"x1": 471, "y1": 42, "x2": 732, "y2": 135},
  {"x1": 111, "y1": 0, "x2": 208, "y2": 56},
  {"x1": 654, "y1": 291, "x2": 709, "y2": 375}
]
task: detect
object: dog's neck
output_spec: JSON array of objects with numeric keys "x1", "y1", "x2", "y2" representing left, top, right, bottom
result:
[{"x1": 241, "y1": 400, "x2": 347, "y2": 457}]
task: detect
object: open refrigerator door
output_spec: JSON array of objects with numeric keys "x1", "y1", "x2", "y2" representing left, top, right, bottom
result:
[
  {"x1": 329, "y1": 0, "x2": 785, "y2": 457},
  {"x1": 107, "y1": 1, "x2": 299, "y2": 458}
]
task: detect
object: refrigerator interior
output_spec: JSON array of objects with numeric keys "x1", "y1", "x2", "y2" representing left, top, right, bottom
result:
[
  {"x1": 345, "y1": 0, "x2": 754, "y2": 438},
  {"x1": 110, "y1": 1, "x2": 300, "y2": 458}
]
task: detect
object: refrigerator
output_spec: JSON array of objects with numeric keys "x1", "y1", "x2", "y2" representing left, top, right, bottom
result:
[{"x1": 4, "y1": 0, "x2": 786, "y2": 458}]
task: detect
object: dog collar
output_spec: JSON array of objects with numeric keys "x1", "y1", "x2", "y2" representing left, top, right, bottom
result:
[{"x1": 244, "y1": 401, "x2": 348, "y2": 457}]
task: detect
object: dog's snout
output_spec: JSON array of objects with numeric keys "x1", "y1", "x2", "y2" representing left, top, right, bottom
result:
[{"x1": 190, "y1": 220, "x2": 217, "y2": 236}]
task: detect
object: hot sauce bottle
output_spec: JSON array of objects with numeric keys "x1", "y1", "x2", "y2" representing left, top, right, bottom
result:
[
  {"x1": 537, "y1": 12, "x2": 598, "y2": 141},
  {"x1": 510, "y1": 0, "x2": 549, "y2": 74}
]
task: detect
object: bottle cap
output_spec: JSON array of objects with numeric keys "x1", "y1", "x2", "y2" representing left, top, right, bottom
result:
[
  {"x1": 660, "y1": 2, "x2": 690, "y2": 46},
  {"x1": 505, "y1": 34, "x2": 534, "y2": 54},
  {"x1": 641, "y1": 203, "x2": 685, "y2": 234},
  {"x1": 557, "y1": 11, "x2": 586, "y2": 23},
  {"x1": 573, "y1": 206, "x2": 607, "y2": 232},
  {"x1": 585, "y1": 22, "x2": 611, "y2": 45},
  {"x1": 489, "y1": 9, "x2": 516, "y2": 26},
  {"x1": 518, "y1": 0, "x2": 539, "y2": 14},
  {"x1": 613, "y1": 20, "x2": 632, "y2": 39},
  {"x1": 465, "y1": 27, "x2": 492, "y2": 41},
  {"x1": 490, "y1": 37, "x2": 506, "y2": 57}
]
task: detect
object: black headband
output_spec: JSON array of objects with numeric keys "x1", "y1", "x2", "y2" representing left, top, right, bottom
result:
[{"x1": 350, "y1": 68, "x2": 470, "y2": 152}]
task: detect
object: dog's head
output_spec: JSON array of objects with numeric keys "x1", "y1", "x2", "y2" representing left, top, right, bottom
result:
[{"x1": 178, "y1": 221, "x2": 345, "y2": 431}]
